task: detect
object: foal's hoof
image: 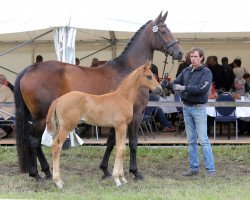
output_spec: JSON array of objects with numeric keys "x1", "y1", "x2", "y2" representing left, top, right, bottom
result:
[{"x1": 55, "y1": 180, "x2": 64, "y2": 189}]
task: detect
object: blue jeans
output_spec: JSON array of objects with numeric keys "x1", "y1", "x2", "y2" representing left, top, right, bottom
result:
[
  {"x1": 183, "y1": 105, "x2": 215, "y2": 172},
  {"x1": 155, "y1": 107, "x2": 172, "y2": 128}
]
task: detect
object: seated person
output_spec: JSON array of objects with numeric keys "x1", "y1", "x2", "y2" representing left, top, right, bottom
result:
[
  {"x1": 243, "y1": 73, "x2": 250, "y2": 93},
  {"x1": 148, "y1": 93, "x2": 176, "y2": 132},
  {"x1": 208, "y1": 83, "x2": 218, "y2": 99},
  {"x1": 0, "y1": 84, "x2": 15, "y2": 139},
  {"x1": 230, "y1": 77, "x2": 246, "y2": 98},
  {"x1": 0, "y1": 74, "x2": 14, "y2": 92}
]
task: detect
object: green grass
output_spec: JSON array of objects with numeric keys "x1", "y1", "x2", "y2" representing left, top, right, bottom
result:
[{"x1": 0, "y1": 145, "x2": 249, "y2": 199}]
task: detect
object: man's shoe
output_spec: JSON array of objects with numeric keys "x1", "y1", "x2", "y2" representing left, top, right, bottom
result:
[
  {"x1": 206, "y1": 171, "x2": 215, "y2": 177},
  {"x1": 182, "y1": 170, "x2": 199, "y2": 176}
]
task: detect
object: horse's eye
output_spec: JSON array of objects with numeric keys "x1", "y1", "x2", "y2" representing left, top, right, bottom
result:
[
  {"x1": 146, "y1": 75, "x2": 152, "y2": 80},
  {"x1": 161, "y1": 31, "x2": 166, "y2": 34}
]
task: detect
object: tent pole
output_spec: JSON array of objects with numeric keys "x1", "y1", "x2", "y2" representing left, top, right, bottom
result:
[
  {"x1": 79, "y1": 44, "x2": 114, "y2": 60},
  {"x1": 0, "y1": 29, "x2": 53, "y2": 57}
]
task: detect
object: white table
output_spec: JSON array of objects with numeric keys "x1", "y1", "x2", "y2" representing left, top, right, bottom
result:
[
  {"x1": 206, "y1": 99, "x2": 250, "y2": 121},
  {"x1": 159, "y1": 96, "x2": 178, "y2": 114}
]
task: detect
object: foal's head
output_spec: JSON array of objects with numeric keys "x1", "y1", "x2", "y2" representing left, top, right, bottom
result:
[{"x1": 138, "y1": 60, "x2": 162, "y2": 94}]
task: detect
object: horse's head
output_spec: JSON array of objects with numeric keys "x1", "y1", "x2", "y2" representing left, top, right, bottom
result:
[
  {"x1": 150, "y1": 11, "x2": 183, "y2": 60},
  {"x1": 139, "y1": 60, "x2": 162, "y2": 94}
]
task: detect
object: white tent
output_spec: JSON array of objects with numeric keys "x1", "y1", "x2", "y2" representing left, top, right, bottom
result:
[
  {"x1": 1, "y1": 0, "x2": 250, "y2": 82},
  {"x1": 1, "y1": 0, "x2": 250, "y2": 34}
]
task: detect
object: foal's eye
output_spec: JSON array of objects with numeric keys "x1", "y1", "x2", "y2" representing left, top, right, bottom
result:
[{"x1": 146, "y1": 75, "x2": 152, "y2": 80}]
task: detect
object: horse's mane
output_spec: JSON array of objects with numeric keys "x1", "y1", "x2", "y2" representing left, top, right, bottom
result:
[
  {"x1": 114, "y1": 20, "x2": 152, "y2": 60},
  {"x1": 116, "y1": 66, "x2": 142, "y2": 90}
]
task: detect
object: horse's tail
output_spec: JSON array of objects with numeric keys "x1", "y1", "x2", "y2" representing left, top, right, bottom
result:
[
  {"x1": 46, "y1": 99, "x2": 59, "y2": 137},
  {"x1": 14, "y1": 68, "x2": 32, "y2": 173}
]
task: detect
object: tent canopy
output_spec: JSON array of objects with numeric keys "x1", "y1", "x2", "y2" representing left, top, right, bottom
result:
[{"x1": 1, "y1": 0, "x2": 250, "y2": 44}]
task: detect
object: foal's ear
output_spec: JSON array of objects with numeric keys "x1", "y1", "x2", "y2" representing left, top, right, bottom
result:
[
  {"x1": 145, "y1": 59, "x2": 151, "y2": 69},
  {"x1": 142, "y1": 61, "x2": 150, "y2": 72}
]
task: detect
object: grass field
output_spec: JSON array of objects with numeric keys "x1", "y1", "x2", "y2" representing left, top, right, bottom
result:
[{"x1": 0, "y1": 145, "x2": 249, "y2": 200}]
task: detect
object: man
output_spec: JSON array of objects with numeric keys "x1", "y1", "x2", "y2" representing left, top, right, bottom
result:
[
  {"x1": 233, "y1": 58, "x2": 248, "y2": 79},
  {"x1": 221, "y1": 57, "x2": 235, "y2": 91},
  {"x1": 0, "y1": 74, "x2": 14, "y2": 92},
  {"x1": 35, "y1": 55, "x2": 43, "y2": 63},
  {"x1": 0, "y1": 83, "x2": 15, "y2": 139},
  {"x1": 167, "y1": 47, "x2": 215, "y2": 177},
  {"x1": 75, "y1": 57, "x2": 80, "y2": 66},
  {"x1": 90, "y1": 58, "x2": 99, "y2": 67}
]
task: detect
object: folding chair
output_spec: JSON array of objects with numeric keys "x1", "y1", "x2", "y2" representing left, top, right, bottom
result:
[{"x1": 214, "y1": 92, "x2": 238, "y2": 140}]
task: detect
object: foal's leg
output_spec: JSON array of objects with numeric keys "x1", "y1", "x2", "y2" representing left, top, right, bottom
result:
[
  {"x1": 99, "y1": 127, "x2": 115, "y2": 179},
  {"x1": 113, "y1": 125, "x2": 127, "y2": 187},
  {"x1": 128, "y1": 120, "x2": 144, "y2": 180},
  {"x1": 52, "y1": 128, "x2": 68, "y2": 189}
]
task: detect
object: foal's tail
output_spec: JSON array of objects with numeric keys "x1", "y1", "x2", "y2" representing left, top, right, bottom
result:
[
  {"x1": 14, "y1": 68, "x2": 32, "y2": 173},
  {"x1": 46, "y1": 99, "x2": 59, "y2": 137}
]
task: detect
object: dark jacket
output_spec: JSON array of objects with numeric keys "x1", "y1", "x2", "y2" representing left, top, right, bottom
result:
[{"x1": 168, "y1": 64, "x2": 212, "y2": 104}]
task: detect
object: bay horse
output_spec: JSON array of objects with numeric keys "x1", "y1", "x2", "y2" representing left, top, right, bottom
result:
[
  {"x1": 46, "y1": 61, "x2": 161, "y2": 188},
  {"x1": 14, "y1": 11, "x2": 183, "y2": 181}
]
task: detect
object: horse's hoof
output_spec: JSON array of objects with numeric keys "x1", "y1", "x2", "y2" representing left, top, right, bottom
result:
[
  {"x1": 100, "y1": 166, "x2": 112, "y2": 180},
  {"x1": 45, "y1": 175, "x2": 52, "y2": 180},
  {"x1": 130, "y1": 170, "x2": 144, "y2": 181},
  {"x1": 44, "y1": 171, "x2": 53, "y2": 180},
  {"x1": 101, "y1": 174, "x2": 112, "y2": 180},
  {"x1": 35, "y1": 174, "x2": 43, "y2": 182}
]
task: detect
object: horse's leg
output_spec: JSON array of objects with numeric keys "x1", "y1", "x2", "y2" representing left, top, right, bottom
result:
[
  {"x1": 113, "y1": 125, "x2": 127, "y2": 187},
  {"x1": 99, "y1": 127, "x2": 115, "y2": 179},
  {"x1": 31, "y1": 119, "x2": 52, "y2": 180},
  {"x1": 28, "y1": 134, "x2": 43, "y2": 181},
  {"x1": 128, "y1": 119, "x2": 144, "y2": 180},
  {"x1": 52, "y1": 128, "x2": 68, "y2": 189},
  {"x1": 37, "y1": 145, "x2": 52, "y2": 179}
]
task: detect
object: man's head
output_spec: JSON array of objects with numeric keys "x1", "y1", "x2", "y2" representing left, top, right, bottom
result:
[
  {"x1": 91, "y1": 58, "x2": 99, "y2": 67},
  {"x1": 234, "y1": 77, "x2": 246, "y2": 90},
  {"x1": 233, "y1": 58, "x2": 241, "y2": 67},
  {"x1": 221, "y1": 57, "x2": 229, "y2": 65},
  {"x1": 0, "y1": 74, "x2": 7, "y2": 85},
  {"x1": 190, "y1": 47, "x2": 205, "y2": 67},
  {"x1": 36, "y1": 55, "x2": 43, "y2": 63},
  {"x1": 75, "y1": 58, "x2": 80, "y2": 65}
]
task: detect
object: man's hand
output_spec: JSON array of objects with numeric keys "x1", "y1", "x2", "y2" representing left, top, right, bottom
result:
[{"x1": 173, "y1": 84, "x2": 185, "y2": 91}]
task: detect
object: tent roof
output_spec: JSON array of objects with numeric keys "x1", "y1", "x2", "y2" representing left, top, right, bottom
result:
[{"x1": 1, "y1": 0, "x2": 250, "y2": 44}]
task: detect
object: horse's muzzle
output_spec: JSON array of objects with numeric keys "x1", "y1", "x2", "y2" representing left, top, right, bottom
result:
[{"x1": 172, "y1": 49, "x2": 184, "y2": 60}]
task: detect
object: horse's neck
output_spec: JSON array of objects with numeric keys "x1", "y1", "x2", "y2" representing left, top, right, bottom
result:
[
  {"x1": 116, "y1": 71, "x2": 141, "y2": 104},
  {"x1": 117, "y1": 33, "x2": 154, "y2": 69}
]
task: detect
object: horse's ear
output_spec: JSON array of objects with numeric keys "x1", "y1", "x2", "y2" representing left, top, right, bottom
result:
[
  {"x1": 161, "y1": 11, "x2": 168, "y2": 22},
  {"x1": 155, "y1": 11, "x2": 163, "y2": 23}
]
